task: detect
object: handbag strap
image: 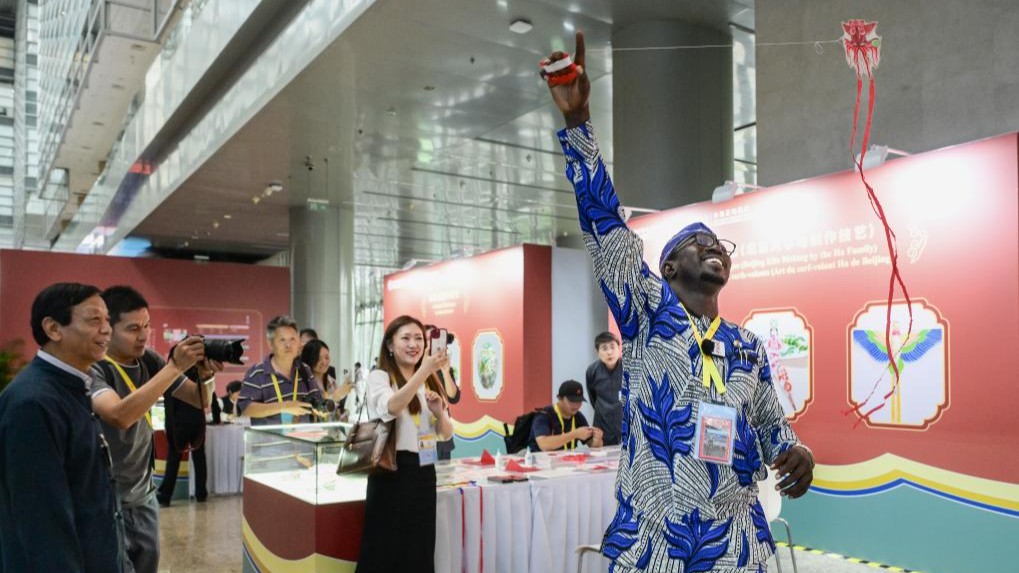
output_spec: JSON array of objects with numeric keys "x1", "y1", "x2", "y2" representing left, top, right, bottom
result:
[{"x1": 353, "y1": 371, "x2": 399, "y2": 424}]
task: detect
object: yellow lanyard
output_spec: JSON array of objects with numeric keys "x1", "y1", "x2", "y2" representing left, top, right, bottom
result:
[
  {"x1": 103, "y1": 357, "x2": 152, "y2": 428},
  {"x1": 270, "y1": 370, "x2": 300, "y2": 407},
  {"x1": 411, "y1": 404, "x2": 436, "y2": 431},
  {"x1": 677, "y1": 303, "x2": 726, "y2": 395},
  {"x1": 412, "y1": 413, "x2": 432, "y2": 431},
  {"x1": 554, "y1": 403, "x2": 577, "y2": 450}
]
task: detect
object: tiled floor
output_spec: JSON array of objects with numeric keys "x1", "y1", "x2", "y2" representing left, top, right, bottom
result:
[
  {"x1": 158, "y1": 495, "x2": 243, "y2": 573},
  {"x1": 157, "y1": 495, "x2": 885, "y2": 573}
]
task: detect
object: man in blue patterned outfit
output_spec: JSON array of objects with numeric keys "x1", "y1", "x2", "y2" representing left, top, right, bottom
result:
[{"x1": 543, "y1": 32, "x2": 815, "y2": 572}]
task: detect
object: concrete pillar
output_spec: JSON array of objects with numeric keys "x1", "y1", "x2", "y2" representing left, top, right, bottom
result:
[
  {"x1": 612, "y1": 21, "x2": 733, "y2": 209},
  {"x1": 290, "y1": 188, "x2": 356, "y2": 375}
]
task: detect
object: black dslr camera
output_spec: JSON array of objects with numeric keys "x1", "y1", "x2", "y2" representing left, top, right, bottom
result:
[
  {"x1": 202, "y1": 338, "x2": 245, "y2": 365},
  {"x1": 171, "y1": 335, "x2": 246, "y2": 365},
  {"x1": 308, "y1": 395, "x2": 337, "y2": 413}
]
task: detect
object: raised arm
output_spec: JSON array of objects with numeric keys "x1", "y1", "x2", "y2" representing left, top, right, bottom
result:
[
  {"x1": 91, "y1": 339, "x2": 204, "y2": 430},
  {"x1": 545, "y1": 31, "x2": 661, "y2": 341}
]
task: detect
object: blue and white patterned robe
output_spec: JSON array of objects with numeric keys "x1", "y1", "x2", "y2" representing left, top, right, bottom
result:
[{"x1": 559, "y1": 122, "x2": 802, "y2": 573}]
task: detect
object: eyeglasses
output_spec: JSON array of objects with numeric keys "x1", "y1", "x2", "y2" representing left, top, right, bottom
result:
[{"x1": 677, "y1": 233, "x2": 737, "y2": 256}]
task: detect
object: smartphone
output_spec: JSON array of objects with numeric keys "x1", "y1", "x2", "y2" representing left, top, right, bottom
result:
[{"x1": 430, "y1": 328, "x2": 448, "y2": 356}]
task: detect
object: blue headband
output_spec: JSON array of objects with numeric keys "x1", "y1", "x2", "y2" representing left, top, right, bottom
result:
[{"x1": 658, "y1": 222, "x2": 717, "y2": 270}]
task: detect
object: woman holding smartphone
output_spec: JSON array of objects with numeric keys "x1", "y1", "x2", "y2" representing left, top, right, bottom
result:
[
  {"x1": 425, "y1": 325, "x2": 461, "y2": 460},
  {"x1": 356, "y1": 315, "x2": 453, "y2": 573}
]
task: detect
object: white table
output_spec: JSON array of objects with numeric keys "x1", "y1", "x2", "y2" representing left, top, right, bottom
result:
[
  {"x1": 435, "y1": 451, "x2": 618, "y2": 573},
  {"x1": 189, "y1": 423, "x2": 245, "y2": 496}
]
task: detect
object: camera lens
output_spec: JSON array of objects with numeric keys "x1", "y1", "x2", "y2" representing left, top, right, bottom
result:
[
  {"x1": 203, "y1": 339, "x2": 245, "y2": 365},
  {"x1": 309, "y1": 395, "x2": 336, "y2": 412}
]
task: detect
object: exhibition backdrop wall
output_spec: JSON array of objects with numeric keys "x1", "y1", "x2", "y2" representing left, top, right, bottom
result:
[
  {"x1": 383, "y1": 244, "x2": 567, "y2": 457},
  {"x1": 624, "y1": 133, "x2": 1018, "y2": 573},
  {"x1": 0, "y1": 250, "x2": 290, "y2": 393}
]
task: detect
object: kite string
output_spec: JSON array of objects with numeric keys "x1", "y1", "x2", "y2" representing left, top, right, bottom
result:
[{"x1": 596, "y1": 38, "x2": 843, "y2": 53}]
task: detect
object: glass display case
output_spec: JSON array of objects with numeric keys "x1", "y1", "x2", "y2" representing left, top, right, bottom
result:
[{"x1": 243, "y1": 422, "x2": 368, "y2": 505}]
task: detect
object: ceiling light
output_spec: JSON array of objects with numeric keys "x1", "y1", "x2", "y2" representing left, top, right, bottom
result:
[
  {"x1": 509, "y1": 19, "x2": 533, "y2": 34},
  {"x1": 711, "y1": 181, "x2": 763, "y2": 203},
  {"x1": 711, "y1": 181, "x2": 740, "y2": 203},
  {"x1": 268, "y1": 181, "x2": 284, "y2": 193},
  {"x1": 563, "y1": 21, "x2": 574, "y2": 32},
  {"x1": 212, "y1": 221, "x2": 220, "y2": 229},
  {"x1": 223, "y1": 214, "x2": 232, "y2": 219},
  {"x1": 854, "y1": 145, "x2": 910, "y2": 170},
  {"x1": 252, "y1": 196, "x2": 261, "y2": 204}
]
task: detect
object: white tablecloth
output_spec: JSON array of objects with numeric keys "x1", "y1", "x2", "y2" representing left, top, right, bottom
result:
[
  {"x1": 190, "y1": 423, "x2": 245, "y2": 496},
  {"x1": 436, "y1": 469, "x2": 616, "y2": 573}
]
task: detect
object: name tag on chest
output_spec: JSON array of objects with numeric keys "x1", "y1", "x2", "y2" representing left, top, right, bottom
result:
[
  {"x1": 693, "y1": 402, "x2": 737, "y2": 466},
  {"x1": 418, "y1": 433, "x2": 437, "y2": 466}
]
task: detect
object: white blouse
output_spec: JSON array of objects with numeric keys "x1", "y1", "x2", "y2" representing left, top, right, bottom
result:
[{"x1": 365, "y1": 369, "x2": 436, "y2": 453}]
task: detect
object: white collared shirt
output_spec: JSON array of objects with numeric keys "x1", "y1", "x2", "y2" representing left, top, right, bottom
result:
[
  {"x1": 365, "y1": 369, "x2": 436, "y2": 453},
  {"x1": 37, "y1": 350, "x2": 93, "y2": 388}
]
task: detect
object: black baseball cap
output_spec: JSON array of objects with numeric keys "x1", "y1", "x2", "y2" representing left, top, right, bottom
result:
[{"x1": 557, "y1": 380, "x2": 586, "y2": 403}]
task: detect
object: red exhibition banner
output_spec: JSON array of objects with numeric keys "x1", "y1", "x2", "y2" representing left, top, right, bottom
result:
[
  {"x1": 626, "y1": 133, "x2": 1018, "y2": 485},
  {"x1": 382, "y1": 244, "x2": 552, "y2": 434}
]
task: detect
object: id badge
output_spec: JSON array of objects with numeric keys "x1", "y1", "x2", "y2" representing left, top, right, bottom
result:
[
  {"x1": 693, "y1": 402, "x2": 737, "y2": 466},
  {"x1": 418, "y1": 433, "x2": 437, "y2": 466},
  {"x1": 280, "y1": 412, "x2": 294, "y2": 425}
]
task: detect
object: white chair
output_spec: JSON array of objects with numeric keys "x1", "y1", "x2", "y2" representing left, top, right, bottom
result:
[
  {"x1": 575, "y1": 544, "x2": 602, "y2": 573},
  {"x1": 758, "y1": 468, "x2": 798, "y2": 573}
]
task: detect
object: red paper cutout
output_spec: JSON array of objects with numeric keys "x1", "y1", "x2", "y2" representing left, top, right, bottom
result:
[{"x1": 504, "y1": 459, "x2": 538, "y2": 473}]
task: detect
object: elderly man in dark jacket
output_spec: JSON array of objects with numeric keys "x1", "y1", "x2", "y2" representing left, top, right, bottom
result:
[{"x1": 0, "y1": 283, "x2": 122, "y2": 572}]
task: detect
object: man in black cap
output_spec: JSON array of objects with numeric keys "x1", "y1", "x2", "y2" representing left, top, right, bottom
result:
[{"x1": 528, "y1": 380, "x2": 604, "y2": 452}]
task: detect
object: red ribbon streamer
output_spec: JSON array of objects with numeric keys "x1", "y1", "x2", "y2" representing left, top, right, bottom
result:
[
  {"x1": 843, "y1": 74, "x2": 915, "y2": 427},
  {"x1": 458, "y1": 486, "x2": 485, "y2": 573},
  {"x1": 479, "y1": 485, "x2": 484, "y2": 573},
  {"x1": 459, "y1": 487, "x2": 467, "y2": 573}
]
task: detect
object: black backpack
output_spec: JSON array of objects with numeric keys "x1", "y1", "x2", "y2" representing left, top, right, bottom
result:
[{"x1": 503, "y1": 408, "x2": 545, "y2": 454}]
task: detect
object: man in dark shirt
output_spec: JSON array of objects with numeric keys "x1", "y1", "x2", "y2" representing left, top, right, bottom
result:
[
  {"x1": 221, "y1": 380, "x2": 243, "y2": 416},
  {"x1": 585, "y1": 331, "x2": 623, "y2": 446},
  {"x1": 0, "y1": 282, "x2": 121, "y2": 572},
  {"x1": 528, "y1": 380, "x2": 605, "y2": 452}
]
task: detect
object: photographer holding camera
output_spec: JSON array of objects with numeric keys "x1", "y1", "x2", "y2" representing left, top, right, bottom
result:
[
  {"x1": 89, "y1": 286, "x2": 222, "y2": 573},
  {"x1": 237, "y1": 315, "x2": 324, "y2": 425}
]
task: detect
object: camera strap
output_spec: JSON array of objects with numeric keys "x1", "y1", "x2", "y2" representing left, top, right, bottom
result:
[{"x1": 103, "y1": 356, "x2": 152, "y2": 428}]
